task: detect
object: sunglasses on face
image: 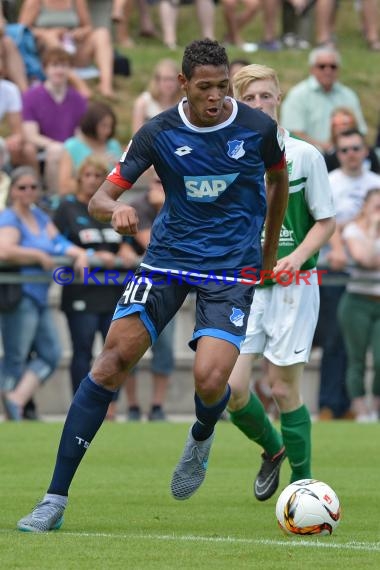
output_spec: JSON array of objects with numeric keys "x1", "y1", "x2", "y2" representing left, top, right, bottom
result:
[
  {"x1": 315, "y1": 63, "x2": 338, "y2": 70},
  {"x1": 16, "y1": 184, "x2": 38, "y2": 190},
  {"x1": 337, "y1": 145, "x2": 363, "y2": 153}
]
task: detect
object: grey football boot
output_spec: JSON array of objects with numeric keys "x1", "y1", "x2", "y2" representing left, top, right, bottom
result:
[
  {"x1": 18, "y1": 499, "x2": 65, "y2": 532},
  {"x1": 171, "y1": 428, "x2": 215, "y2": 500}
]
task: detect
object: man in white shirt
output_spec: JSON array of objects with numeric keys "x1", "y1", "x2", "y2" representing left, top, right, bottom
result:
[{"x1": 317, "y1": 128, "x2": 380, "y2": 420}]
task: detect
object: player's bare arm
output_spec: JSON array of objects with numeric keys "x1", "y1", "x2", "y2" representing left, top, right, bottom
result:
[
  {"x1": 273, "y1": 217, "x2": 336, "y2": 276},
  {"x1": 88, "y1": 179, "x2": 140, "y2": 235},
  {"x1": 262, "y1": 166, "x2": 289, "y2": 271}
]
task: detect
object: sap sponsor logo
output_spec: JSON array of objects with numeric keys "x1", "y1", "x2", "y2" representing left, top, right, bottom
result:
[
  {"x1": 227, "y1": 139, "x2": 245, "y2": 160},
  {"x1": 184, "y1": 173, "x2": 239, "y2": 202}
]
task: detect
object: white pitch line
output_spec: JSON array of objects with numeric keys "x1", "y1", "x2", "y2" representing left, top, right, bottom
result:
[{"x1": 58, "y1": 532, "x2": 380, "y2": 552}]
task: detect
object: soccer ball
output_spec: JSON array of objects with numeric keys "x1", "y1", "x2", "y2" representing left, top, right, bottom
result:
[{"x1": 275, "y1": 479, "x2": 341, "y2": 536}]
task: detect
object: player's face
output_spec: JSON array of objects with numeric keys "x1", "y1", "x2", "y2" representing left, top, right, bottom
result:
[
  {"x1": 238, "y1": 79, "x2": 280, "y2": 121},
  {"x1": 179, "y1": 64, "x2": 230, "y2": 127}
]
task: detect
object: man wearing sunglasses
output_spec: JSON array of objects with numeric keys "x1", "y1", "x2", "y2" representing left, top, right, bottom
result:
[
  {"x1": 280, "y1": 45, "x2": 367, "y2": 152},
  {"x1": 316, "y1": 128, "x2": 380, "y2": 421}
]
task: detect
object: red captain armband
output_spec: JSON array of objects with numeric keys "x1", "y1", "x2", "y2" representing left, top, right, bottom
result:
[
  {"x1": 267, "y1": 154, "x2": 287, "y2": 171},
  {"x1": 107, "y1": 163, "x2": 133, "y2": 190}
]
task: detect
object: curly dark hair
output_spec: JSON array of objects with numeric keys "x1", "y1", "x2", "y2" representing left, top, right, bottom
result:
[{"x1": 182, "y1": 39, "x2": 229, "y2": 80}]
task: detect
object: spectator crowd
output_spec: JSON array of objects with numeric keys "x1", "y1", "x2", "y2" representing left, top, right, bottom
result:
[{"x1": 0, "y1": 0, "x2": 379, "y2": 423}]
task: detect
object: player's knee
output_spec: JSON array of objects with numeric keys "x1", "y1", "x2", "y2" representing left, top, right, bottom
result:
[
  {"x1": 271, "y1": 380, "x2": 300, "y2": 410},
  {"x1": 91, "y1": 346, "x2": 135, "y2": 389},
  {"x1": 194, "y1": 365, "x2": 228, "y2": 402},
  {"x1": 227, "y1": 387, "x2": 249, "y2": 412}
]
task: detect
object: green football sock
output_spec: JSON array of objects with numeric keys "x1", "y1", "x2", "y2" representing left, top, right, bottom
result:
[
  {"x1": 280, "y1": 404, "x2": 312, "y2": 483},
  {"x1": 229, "y1": 392, "x2": 282, "y2": 457}
]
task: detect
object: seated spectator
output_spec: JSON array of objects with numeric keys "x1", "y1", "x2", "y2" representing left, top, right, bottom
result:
[
  {"x1": 338, "y1": 188, "x2": 380, "y2": 422},
  {"x1": 157, "y1": 0, "x2": 215, "y2": 50},
  {"x1": 314, "y1": 0, "x2": 338, "y2": 47},
  {"x1": 53, "y1": 155, "x2": 138, "y2": 418},
  {"x1": 111, "y1": 0, "x2": 158, "y2": 45},
  {"x1": 360, "y1": 0, "x2": 380, "y2": 51},
  {"x1": 259, "y1": 0, "x2": 283, "y2": 51},
  {"x1": 124, "y1": 169, "x2": 175, "y2": 422},
  {"x1": 111, "y1": 0, "x2": 135, "y2": 47},
  {"x1": 0, "y1": 7, "x2": 29, "y2": 91},
  {"x1": 22, "y1": 47, "x2": 88, "y2": 195},
  {"x1": 132, "y1": 58, "x2": 182, "y2": 134},
  {"x1": 0, "y1": 49, "x2": 37, "y2": 169},
  {"x1": 280, "y1": 46, "x2": 367, "y2": 152},
  {"x1": 0, "y1": 165, "x2": 87, "y2": 421},
  {"x1": 113, "y1": 0, "x2": 136, "y2": 46},
  {"x1": 282, "y1": 0, "x2": 314, "y2": 50},
  {"x1": 324, "y1": 107, "x2": 380, "y2": 173},
  {"x1": 58, "y1": 101, "x2": 122, "y2": 195},
  {"x1": 221, "y1": 0, "x2": 259, "y2": 52},
  {"x1": 0, "y1": 142, "x2": 10, "y2": 209},
  {"x1": 18, "y1": 0, "x2": 115, "y2": 98}
]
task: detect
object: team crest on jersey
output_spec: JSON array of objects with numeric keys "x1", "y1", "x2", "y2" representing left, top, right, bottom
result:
[
  {"x1": 227, "y1": 140, "x2": 245, "y2": 160},
  {"x1": 229, "y1": 307, "x2": 245, "y2": 327}
]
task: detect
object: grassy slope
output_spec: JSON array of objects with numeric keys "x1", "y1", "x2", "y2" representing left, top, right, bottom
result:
[
  {"x1": 111, "y1": 2, "x2": 380, "y2": 145},
  {"x1": 0, "y1": 421, "x2": 379, "y2": 569}
]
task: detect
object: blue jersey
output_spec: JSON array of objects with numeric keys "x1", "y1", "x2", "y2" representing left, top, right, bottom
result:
[{"x1": 108, "y1": 98, "x2": 285, "y2": 277}]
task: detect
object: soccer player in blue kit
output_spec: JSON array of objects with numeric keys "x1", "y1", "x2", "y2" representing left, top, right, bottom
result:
[{"x1": 18, "y1": 39, "x2": 288, "y2": 532}]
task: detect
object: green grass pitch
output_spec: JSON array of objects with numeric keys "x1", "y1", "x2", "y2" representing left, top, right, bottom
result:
[{"x1": 1, "y1": 420, "x2": 379, "y2": 569}]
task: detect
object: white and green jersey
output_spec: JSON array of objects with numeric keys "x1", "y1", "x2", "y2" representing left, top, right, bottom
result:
[{"x1": 262, "y1": 130, "x2": 335, "y2": 285}]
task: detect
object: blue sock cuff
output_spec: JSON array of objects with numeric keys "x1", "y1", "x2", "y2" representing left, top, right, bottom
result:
[
  {"x1": 194, "y1": 384, "x2": 231, "y2": 423},
  {"x1": 81, "y1": 374, "x2": 115, "y2": 403}
]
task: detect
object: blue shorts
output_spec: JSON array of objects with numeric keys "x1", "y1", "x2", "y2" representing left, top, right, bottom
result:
[{"x1": 112, "y1": 268, "x2": 255, "y2": 351}]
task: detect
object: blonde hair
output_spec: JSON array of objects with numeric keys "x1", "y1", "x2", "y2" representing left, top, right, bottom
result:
[
  {"x1": 149, "y1": 58, "x2": 181, "y2": 102},
  {"x1": 232, "y1": 63, "x2": 281, "y2": 100},
  {"x1": 77, "y1": 155, "x2": 108, "y2": 182}
]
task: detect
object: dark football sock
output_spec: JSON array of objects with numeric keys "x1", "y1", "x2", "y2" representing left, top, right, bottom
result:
[
  {"x1": 47, "y1": 374, "x2": 115, "y2": 496},
  {"x1": 192, "y1": 384, "x2": 231, "y2": 441}
]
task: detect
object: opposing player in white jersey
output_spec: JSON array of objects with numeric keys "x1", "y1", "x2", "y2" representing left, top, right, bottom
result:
[{"x1": 229, "y1": 64, "x2": 336, "y2": 500}]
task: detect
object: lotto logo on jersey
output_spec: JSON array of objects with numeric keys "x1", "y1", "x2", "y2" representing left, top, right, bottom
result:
[{"x1": 184, "y1": 173, "x2": 239, "y2": 202}]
